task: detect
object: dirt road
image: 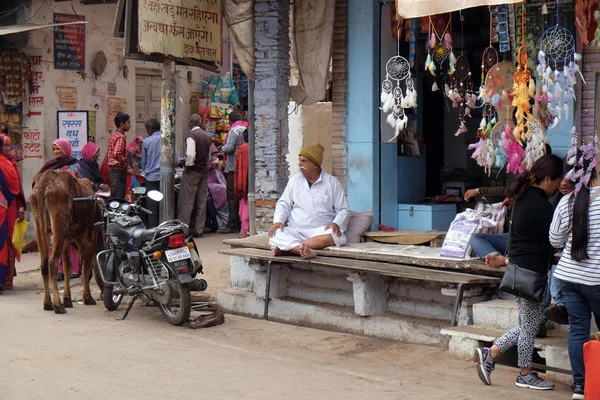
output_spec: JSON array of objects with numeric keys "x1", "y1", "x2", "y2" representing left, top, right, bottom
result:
[{"x1": 1, "y1": 234, "x2": 571, "y2": 400}]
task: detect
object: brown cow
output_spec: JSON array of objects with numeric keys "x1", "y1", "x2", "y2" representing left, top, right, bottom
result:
[{"x1": 30, "y1": 170, "x2": 104, "y2": 313}]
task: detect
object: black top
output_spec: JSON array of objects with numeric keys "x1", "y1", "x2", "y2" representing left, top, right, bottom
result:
[{"x1": 508, "y1": 186, "x2": 554, "y2": 275}]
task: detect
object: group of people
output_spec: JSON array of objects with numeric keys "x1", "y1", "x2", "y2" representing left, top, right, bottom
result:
[
  {"x1": 466, "y1": 153, "x2": 598, "y2": 399},
  {"x1": 178, "y1": 111, "x2": 249, "y2": 238}
]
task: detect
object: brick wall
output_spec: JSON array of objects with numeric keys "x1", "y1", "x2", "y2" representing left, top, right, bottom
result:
[
  {"x1": 253, "y1": 0, "x2": 291, "y2": 232},
  {"x1": 582, "y1": 45, "x2": 600, "y2": 142},
  {"x1": 331, "y1": 0, "x2": 348, "y2": 188}
]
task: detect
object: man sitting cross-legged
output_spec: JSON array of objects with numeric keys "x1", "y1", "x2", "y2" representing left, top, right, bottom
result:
[{"x1": 268, "y1": 143, "x2": 350, "y2": 260}]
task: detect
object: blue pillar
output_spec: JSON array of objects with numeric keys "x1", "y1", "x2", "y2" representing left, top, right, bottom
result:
[{"x1": 346, "y1": 0, "x2": 380, "y2": 228}]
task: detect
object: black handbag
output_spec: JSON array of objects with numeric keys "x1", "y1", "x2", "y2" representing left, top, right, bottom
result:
[
  {"x1": 498, "y1": 202, "x2": 548, "y2": 303},
  {"x1": 499, "y1": 262, "x2": 547, "y2": 302}
]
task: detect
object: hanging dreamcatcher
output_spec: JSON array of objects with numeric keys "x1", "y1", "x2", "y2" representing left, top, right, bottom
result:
[
  {"x1": 537, "y1": 0, "x2": 583, "y2": 129},
  {"x1": 445, "y1": 55, "x2": 476, "y2": 136},
  {"x1": 512, "y1": 5, "x2": 535, "y2": 145},
  {"x1": 523, "y1": 118, "x2": 548, "y2": 170},
  {"x1": 565, "y1": 128, "x2": 598, "y2": 195},
  {"x1": 425, "y1": 13, "x2": 456, "y2": 91},
  {"x1": 380, "y1": 29, "x2": 417, "y2": 142},
  {"x1": 478, "y1": 8, "x2": 499, "y2": 105}
]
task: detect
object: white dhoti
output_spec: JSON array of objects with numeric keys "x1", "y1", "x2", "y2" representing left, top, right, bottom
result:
[{"x1": 269, "y1": 225, "x2": 347, "y2": 251}]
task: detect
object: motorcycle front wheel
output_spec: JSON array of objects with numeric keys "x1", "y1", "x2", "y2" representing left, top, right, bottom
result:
[
  {"x1": 159, "y1": 281, "x2": 191, "y2": 326},
  {"x1": 103, "y1": 285, "x2": 124, "y2": 311}
]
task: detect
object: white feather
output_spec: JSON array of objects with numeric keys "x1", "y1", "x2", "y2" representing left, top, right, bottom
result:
[{"x1": 386, "y1": 113, "x2": 396, "y2": 128}]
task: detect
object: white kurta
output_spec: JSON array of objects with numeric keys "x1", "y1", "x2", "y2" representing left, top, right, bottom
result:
[{"x1": 269, "y1": 171, "x2": 350, "y2": 251}]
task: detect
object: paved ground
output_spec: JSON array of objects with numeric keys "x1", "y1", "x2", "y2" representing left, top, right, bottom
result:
[{"x1": 1, "y1": 233, "x2": 572, "y2": 400}]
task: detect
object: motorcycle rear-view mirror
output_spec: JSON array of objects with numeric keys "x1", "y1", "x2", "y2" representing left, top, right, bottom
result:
[{"x1": 147, "y1": 190, "x2": 164, "y2": 202}]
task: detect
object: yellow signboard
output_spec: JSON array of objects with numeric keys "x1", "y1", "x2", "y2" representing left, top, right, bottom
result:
[{"x1": 138, "y1": 0, "x2": 222, "y2": 63}]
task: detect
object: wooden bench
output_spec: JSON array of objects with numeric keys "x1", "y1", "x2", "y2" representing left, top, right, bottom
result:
[
  {"x1": 219, "y1": 247, "x2": 501, "y2": 326},
  {"x1": 223, "y1": 236, "x2": 505, "y2": 278}
]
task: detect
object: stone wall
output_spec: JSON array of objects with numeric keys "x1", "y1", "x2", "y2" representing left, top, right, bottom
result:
[
  {"x1": 331, "y1": 0, "x2": 348, "y2": 188},
  {"x1": 582, "y1": 45, "x2": 600, "y2": 142},
  {"x1": 253, "y1": 0, "x2": 291, "y2": 233}
]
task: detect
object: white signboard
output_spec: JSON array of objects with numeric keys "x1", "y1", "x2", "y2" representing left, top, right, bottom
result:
[
  {"x1": 138, "y1": 0, "x2": 222, "y2": 63},
  {"x1": 57, "y1": 111, "x2": 89, "y2": 159}
]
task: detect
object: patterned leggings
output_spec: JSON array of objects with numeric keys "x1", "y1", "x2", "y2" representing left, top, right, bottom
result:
[{"x1": 494, "y1": 292, "x2": 546, "y2": 368}]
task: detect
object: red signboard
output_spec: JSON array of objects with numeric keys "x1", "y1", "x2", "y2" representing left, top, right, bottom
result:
[{"x1": 53, "y1": 13, "x2": 86, "y2": 71}]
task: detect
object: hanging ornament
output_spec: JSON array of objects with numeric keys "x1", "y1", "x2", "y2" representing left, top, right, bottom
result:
[
  {"x1": 502, "y1": 122, "x2": 525, "y2": 175},
  {"x1": 565, "y1": 128, "x2": 599, "y2": 195},
  {"x1": 537, "y1": 0, "x2": 582, "y2": 129},
  {"x1": 512, "y1": 7, "x2": 534, "y2": 145},
  {"x1": 522, "y1": 118, "x2": 548, "y2": 170},
  {"x1": 446, "y1": 55, "x2": 475, "y2": 136},
  {"x1": 380, "y1": 28, "x2": 417, "y2": 143},
  {"x1": 426, "y1": 13, "x2": 455, "y2": 91}
]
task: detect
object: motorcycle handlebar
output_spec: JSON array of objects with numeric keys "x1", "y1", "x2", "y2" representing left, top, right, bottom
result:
[
  {"x1": 138, "y1": 206, "x2": 153, "y2": 215},
  {"x1": 73, "y1": 196, "x2": 98, "y2": 203}
]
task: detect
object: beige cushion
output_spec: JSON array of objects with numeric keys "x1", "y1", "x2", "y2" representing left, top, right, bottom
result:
[{"x1": 345, "y1": 211, "x2": 374, "y2": 244}]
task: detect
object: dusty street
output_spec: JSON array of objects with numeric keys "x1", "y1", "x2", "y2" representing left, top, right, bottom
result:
[{"x1": 2, "y1": 234, "x2": 571, "y2": 400}]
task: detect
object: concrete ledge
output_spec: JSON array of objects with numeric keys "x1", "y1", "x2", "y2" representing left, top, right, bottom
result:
[{"x1": 219, "y1": 288, "x2": 450, "y2": 347}]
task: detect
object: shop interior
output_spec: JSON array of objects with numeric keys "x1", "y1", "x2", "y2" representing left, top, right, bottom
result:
[{"x1": 381, "y1": 3, "x2": 576, "y2": 232}]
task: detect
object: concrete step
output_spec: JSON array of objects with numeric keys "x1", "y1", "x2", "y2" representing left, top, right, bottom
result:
[
  {"x1": 472, "y1": 299, "x2": 519, "y2": 331},
  {"x1": 219, "y1": 288, "x2": 450, "y2": 347},
  {"x1": 473, "y1": 298, "x2": 599, "y2": 333},
  {"x1": 440, "y1": 325, "x2": 596, "y2": 386}
]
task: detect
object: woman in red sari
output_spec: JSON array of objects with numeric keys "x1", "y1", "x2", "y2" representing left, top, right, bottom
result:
[
  {"x1": 234, "y1": 129, "x2": 249, "y2": 238},
  {"x1": 0, "y1": 135, "x2": 22, "y2": 294}
]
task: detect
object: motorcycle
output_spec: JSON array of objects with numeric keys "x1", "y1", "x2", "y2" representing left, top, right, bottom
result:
[{"x1": 73, "y1": 190, "x2": 206, "y2": 325}]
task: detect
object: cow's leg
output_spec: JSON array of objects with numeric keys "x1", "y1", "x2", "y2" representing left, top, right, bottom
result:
[
  {"x1": 49, "y1": 238, "x2": 66, "y2": 314},
  {"x1": 32, "y1": 194, "x2": 52, "y2": 311},
  {"x1": 61, "y1": 245, "x2": 73, "y2": 308},
  {"x1": 81, "y1": 246, "x2": 96, "y2": 305},
  {"x1": 41, "y1": 258, "x2": 52, "y2": 311}
]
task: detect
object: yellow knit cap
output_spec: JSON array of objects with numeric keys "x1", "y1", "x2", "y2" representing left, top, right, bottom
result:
[{"x1": 299, "y1": 142, "x2": 324, "y2": 167}]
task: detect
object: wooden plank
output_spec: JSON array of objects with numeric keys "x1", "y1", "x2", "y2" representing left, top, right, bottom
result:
[
  {"x1": 219, "y1": 248, "x2": 501, "y2": 285},
  {"x1": 222, "y1": 236, "x2": 503, "y2": 277}
]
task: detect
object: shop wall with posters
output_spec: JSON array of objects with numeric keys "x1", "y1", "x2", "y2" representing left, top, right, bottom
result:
[{"x1": 14, "y1": 0, "x2": 215, "y2": 196}]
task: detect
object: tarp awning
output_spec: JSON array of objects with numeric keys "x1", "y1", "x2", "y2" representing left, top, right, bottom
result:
[
  {"x1": 0, "y1": 21, "x2": 87, "y2": 37},
  {"x1": 396, "y1": 0, "x2": 522, "y2": 18}
]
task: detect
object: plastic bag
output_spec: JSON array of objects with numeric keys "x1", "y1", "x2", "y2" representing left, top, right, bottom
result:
[
  {"x1": 475, "y1": 202, "x2": 507, "y2": 235},
  {"x1": 12, "y1": 219, "x2": 28, "y2": 256},
  {"x1": 439, "y1": 209, "x2": 498, "y2": 259}
]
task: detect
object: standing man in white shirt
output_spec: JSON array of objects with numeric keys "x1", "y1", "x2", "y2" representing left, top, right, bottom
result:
[
  {"x1": 178, "y1": 114, "x2": 212, "y2": 238},
  {"x1": 268, "y1": 142, "x2": 350, "y2": 259}
]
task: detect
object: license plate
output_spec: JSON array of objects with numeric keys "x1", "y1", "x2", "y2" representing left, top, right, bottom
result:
[{"x1": 165, "y1": 247, "x2": 191, "y2": 262}]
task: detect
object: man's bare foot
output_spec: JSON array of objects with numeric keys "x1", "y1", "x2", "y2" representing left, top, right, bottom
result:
[
  {"x1": 273, "y1": 247, "x2": 294, "y2": 257},
  {"x1": 299, "y1": 245, "x2": 317, "y2": 260},
  {"x1": 485, "y1": 255, "x2": 506, "y2": 268}
]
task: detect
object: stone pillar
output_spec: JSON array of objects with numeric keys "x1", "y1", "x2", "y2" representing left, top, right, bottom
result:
[{"x1": 253, "y1": 0, "x2": 291, "y2": 233}]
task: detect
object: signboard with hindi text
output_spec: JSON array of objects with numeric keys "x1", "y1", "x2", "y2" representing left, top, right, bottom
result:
[
  {"x1": 138, "y1": 0, "x2": 221, "y2": 63},
  {"x1": 53, "y1": 13, "x2": 86, "y2": 70},
  {"x1": 57, "y1": 111, "x2": 89, "y2": 159}
]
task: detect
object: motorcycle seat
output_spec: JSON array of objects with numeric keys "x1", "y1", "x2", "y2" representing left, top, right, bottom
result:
[{"x1": 132, "y1": 227, "x2": 159, "y2": 246}]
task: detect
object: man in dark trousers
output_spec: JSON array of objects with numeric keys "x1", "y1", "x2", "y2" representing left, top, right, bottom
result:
[
  {"x1": 141, "y1": 118, "x2": 161, "y2": 228},
  {"x1": 178, "y1": 114, "x2": 212, "y2": 238},
  {"x1": 107, "y1": 112, "x2": 133, "y2": 199}
]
